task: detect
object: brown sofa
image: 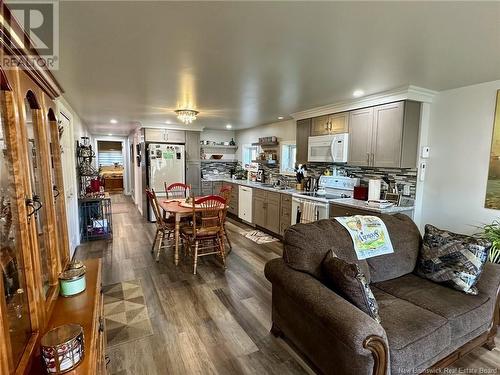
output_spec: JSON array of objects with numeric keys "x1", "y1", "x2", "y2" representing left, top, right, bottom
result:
[{"x1": 264, "y1": 214, "x2": 500, "y2": 375}]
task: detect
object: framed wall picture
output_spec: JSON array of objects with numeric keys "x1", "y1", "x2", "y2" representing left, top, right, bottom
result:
[{"x1": 485, "y1": 90, "x2": 500, "y2": 209}]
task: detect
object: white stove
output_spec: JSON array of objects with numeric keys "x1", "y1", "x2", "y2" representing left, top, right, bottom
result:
[{"x1": 291, "y1": 176, "x2": 359, "y2": 224}]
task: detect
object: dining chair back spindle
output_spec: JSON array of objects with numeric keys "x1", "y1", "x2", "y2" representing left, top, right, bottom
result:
[
  {"x1": 181, "y1": 195, "x2": 227, "y2": 274},
  {"x1": 165, "y1": 182, "x2": 190, "y2": 199}
]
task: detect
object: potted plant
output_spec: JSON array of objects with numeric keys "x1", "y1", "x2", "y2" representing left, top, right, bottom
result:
[{"x1": 478, "y1": 220, "x2": 500, "y2": 263}]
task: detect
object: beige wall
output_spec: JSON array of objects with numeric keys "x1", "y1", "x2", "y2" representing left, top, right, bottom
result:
[{"x1": 235, "y1": 119, "x2": 296, "y2": 160}]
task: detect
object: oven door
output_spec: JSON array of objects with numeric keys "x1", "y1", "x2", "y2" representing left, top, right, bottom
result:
[{"x1": 307, "y1": 135, "x2": 335, "y2": 162}]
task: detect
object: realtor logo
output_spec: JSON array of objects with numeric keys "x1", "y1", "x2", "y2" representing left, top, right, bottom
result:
[{"x1": 3, "y1": 0, "x2": 59, "y2": 69}]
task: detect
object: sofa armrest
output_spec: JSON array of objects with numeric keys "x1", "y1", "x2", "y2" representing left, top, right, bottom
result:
[
  {"x1": 477, "y1": 262, "x2": 500, "y2": 299},
  {"x1": 264, "y1": 258, "x2": 388, "y2": 353}
]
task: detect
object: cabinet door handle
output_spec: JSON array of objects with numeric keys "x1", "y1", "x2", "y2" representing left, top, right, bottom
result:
[
  {"x1": 371, "y1": 153, "x2": 375, "y2": 166},
  {"x1": 99, "y1": 317, "x2": 105, "y2": 333},
  {"x1": 366, "y1": 152, "x2": 370, "y2": 165}
]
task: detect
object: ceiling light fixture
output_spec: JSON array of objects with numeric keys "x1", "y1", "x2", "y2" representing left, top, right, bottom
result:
[
  {"x1": 174, "y1": 109, "x2": 199, "y2": 124},
  {"x1": 110, "y1": 119, "x2": 118, "y2": 124},
  {"x1": 353, "y1": 90, "x2": 364, "y2": 98},
  {"x1": 226, "y1": 124, "x2": 232, "y2": 129},
  {"x1": 108, "y1": 133, "x2": 113, "y2": 136},
  {"x1": 165, "y1": 120, "x2": 171, "y2": 124},
  {"x1": 278, "y1": 116, "x2": 284, "y2": 120}
]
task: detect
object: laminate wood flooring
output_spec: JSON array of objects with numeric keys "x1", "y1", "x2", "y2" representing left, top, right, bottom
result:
[{"x1": 74, "y1": 194, "x2": 499, "y2": 375}]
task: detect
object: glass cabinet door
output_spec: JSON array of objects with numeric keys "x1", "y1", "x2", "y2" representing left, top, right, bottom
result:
[
  {"x1": 0, "y1": 95, "x2": 32, "y2": 367},
  {"x1": 24, "y1": 98, "x2": 51, "y2": 295}
]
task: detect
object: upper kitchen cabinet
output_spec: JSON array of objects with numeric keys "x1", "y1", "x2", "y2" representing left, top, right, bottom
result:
[
  {"x1": 296, "y1": 118, "x2": 311, "y2": 164},
  {"x1": 348, "y1": 101, "x2": 420, "y2": 168},
  {"x1": 310, "y1": 112, "x2": 348, "y2": 136},
  {"x1": 144, "y1": 128, "x2": 186, "y2": 143},
  {"x1": 185, "y1": 131, "x2": 200, "y2": 161},
  {"x1": 348, "y1": 107, "x2": 374, "y2": 166}
]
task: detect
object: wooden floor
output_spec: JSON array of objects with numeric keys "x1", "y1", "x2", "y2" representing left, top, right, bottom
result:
[{"x1": 74, "y1": 195, "x2": 500, "y2": 375}]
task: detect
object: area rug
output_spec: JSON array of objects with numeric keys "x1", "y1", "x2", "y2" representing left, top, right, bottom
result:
[
  {"x1": 242, "y1": 230, "x2": 280, "y2": 244},
  {"x1": 102, "y1": 279, "x2": 153, "y2": 347}
]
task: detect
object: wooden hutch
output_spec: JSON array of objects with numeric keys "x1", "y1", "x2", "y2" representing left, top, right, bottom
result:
[{"x1": 0, "y1": 2, "x2": 105, "y2": 374}]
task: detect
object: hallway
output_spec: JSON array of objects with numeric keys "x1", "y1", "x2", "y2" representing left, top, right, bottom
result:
[{"x1": 74, "y1": 195, "x2": 500, "y2": 375}]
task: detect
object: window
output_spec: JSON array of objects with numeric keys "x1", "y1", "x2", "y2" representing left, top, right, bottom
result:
[
  {"x1": 242, "y1": 144, "x2": 258, "y2": 167},
  {"x1": 280, "y1": 142, "x2": 296, "y2": 175},
  {"x1": 97, "y1": 141, "x2": 123, "y2": 166}
]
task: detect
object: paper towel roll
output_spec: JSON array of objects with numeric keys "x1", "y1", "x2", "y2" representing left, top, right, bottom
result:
[{"x1": 368, "y1": 179, "x2": 381, "y2": 201}]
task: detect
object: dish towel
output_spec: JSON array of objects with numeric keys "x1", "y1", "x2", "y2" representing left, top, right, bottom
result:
[
  {"x1": 335, "y1": 215, "x2": 394, "y2": 260},
  {"x1": 300, "y1": 201, "x2": 317, "y2": 223}
]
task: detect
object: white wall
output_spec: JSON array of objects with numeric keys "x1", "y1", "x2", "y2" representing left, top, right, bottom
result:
[
  {"x1": 421, "y1": 80, "x2": 500, "y2": 234},
  {"x1": 55, "y1": 97, "x2": 91, "y2": 259},
  {"x1": 200, "y1": 129, "x2": 235, "y2": 143},
  {"x1": 235, "y1": 119, "x2": 296, "y2": 160}
]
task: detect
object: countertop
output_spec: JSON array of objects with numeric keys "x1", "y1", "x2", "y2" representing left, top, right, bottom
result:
[
  {"x1": 202, "y1": 178, "x2": 415, "y2": 213},
  {"x1": 331, "y1": 198, "x2": 414, "y2": 214},
  {"x1": 202, "y1": 177, "x2": 298, "y2": 195}
]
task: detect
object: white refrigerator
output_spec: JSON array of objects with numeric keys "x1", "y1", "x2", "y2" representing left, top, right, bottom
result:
[{"x1": 144, "y1": 143, "x2": 185, "y2": 221}]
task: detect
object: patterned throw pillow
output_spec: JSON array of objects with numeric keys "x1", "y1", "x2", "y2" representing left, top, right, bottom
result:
[
  {"x1": 415, "y1": 224, "x2": 490, "y2": 295},
  {"x1": 321, "y1": 250, "x2": 381, "y2": 323}
]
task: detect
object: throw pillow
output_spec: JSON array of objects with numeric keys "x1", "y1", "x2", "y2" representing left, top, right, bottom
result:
[
  {"x1": 415, "y1": 224, "x2": 490, "y2": 295},
  {"x1": 321, "y1": 250, "x2": 381, "y2": 323}
]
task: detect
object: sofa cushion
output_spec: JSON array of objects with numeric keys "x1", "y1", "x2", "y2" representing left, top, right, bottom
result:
[
  {"x1": 283, "y1": 219, "x2": 372, "y2": 281},
  {"x1": 415, "y1": 224, "x2": 490, "y2": 295},
  {"x1": 321, "y1": 250, "x2": 381, "y2": 322},
  {"x1": 371, "y1": 288, "x2": 451, "y2": 373},
  {"x1": 374, "y1": 273, "x2": 492, "y2": 341},
  {"x1": 283, "y1": 214, "x2": 421, "y2": 283}
]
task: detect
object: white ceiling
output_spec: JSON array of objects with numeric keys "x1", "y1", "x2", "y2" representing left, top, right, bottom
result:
[{"x1": 54, "y1": 1, "x2": 500, "y2": 135}]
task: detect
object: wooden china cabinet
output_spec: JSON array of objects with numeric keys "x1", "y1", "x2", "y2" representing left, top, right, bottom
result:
[{"x1": 0, "y1": 3, "x2": 105, "y2": 374}]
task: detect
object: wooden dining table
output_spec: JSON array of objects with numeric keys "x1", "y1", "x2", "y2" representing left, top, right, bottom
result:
[{"x1": 158, "y1": 198, "x2": 231, "y2": 266}]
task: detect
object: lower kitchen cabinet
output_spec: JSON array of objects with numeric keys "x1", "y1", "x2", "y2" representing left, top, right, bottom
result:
[
  {"x1": 330, "y1": 203, "x2": 381, "y2": 218},
  {"x1": 253, "y1": 189, "x2": 267, "y2": 228},
  {"x1": 201, "y1": 180, "x2": 213, "y2": 195},
  {"x1": 228, "y1": 183, "x2": 239, "y2": 215},
  {"x1": 280, "y1": 194, "x2": 292, "y2": 235},
  {"x1": 213, "y1": 181, "x2": 223, "y2": 194},
  {"x1": 266, "y1": 192, "x2": 281, "y2": 234},
  {"x1": 252, "y1": 189, "x2": 284, "y2": 235}
]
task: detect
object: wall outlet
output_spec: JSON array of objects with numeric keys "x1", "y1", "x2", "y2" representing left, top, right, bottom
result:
[
  {"x1": 421, "y1": 146, "x2": 430, "y2": 158},
  {"x1": 419, "y1": 161, "x2": 427, "y2": 181}
]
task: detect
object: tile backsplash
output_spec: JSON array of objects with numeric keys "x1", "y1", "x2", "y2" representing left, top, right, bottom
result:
[{"x1": 201, "y1": 161, "x2": 237, "y2": 178}]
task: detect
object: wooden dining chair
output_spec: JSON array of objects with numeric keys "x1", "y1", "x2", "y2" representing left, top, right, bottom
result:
[
  {"x1": 146, "y1": 188, "x2": 175, "y2": 261},
  {"x1": 218, "y1": 184, "x2": 233, "y2": 252},
  {"x1": 165, "y1": 182, "x2": 190, "y2": 199},
  {"x1": 180, "y1": 195, "x2": 227, "y2": 275}
]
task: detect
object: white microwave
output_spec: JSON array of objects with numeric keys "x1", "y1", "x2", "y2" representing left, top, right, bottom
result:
[{"x1": 307, "y1": 133, "x2": 349, "y2": 163}]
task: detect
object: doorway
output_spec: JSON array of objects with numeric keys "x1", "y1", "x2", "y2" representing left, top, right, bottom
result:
[{"x1": 97, "y1": 140, "x2": 125, "y2": 193}]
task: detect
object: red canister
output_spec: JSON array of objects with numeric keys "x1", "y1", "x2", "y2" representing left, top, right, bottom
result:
[{"x1": 353, "y1": 185, "x2": 369, "y2": 201}]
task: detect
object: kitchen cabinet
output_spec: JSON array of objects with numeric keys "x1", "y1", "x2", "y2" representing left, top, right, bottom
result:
[
  {"x1": 348, "y1": 101, "x2": 420, "y2": 168},
  {"x1": 252, "y1": 189, "x2": 267, "y2": 228},
  {"x1": 252, "y1": 189, "x2": 282, "y2": 235},
  {"x1": 348, "y1": 107, "x2": 374, "y2": 166},
  {"x1": 185, "y1": 131, "x2": 200, "y2": 161},
  {"x1": 311, "y1": 112, "x2": 348, "y2": 136},
  {"x1": 213, "y1": 181, "x2": 223, "y2": 195},
  {"x1": 280, "y1": 194, "x2": 292, "y2": 235},
  {"x1": 186, "y1": 162, "x2": 201, "y2": 195},
  {"x1": 201, "y1": 180, "x2": 212, "y2": 195},
  {"x1": 228, "y1": 183, "x2": 239, "y2": 215},
  {"x1": 296, "y1": 118, "x2": 311, "y2": 164},
  {"x1": 238, "y1": 186, "x2": 253, "y2": 222},
  {"x1": 330, "y1": 203, "x2": 382, "y2": 218},
  {"x1": 266, "y1": 192, "x2": 281, "y2": 234},
  {"x1": 144, "y1": 128, "x2": 186, "y2": 143}
]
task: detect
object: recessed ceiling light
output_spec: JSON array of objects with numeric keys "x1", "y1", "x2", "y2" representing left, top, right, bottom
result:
[
  {"x1": 353, "y1": 90, "x2": 364, "y2": 98},
  {"x1": 165, "y1": 120, "x2": 171, "y2": 124},
  {"x1": 108, "y1": 133, "x2": 113, "y2": 136},
  {"x1": 110, "y1": 119, "x2": 118, "y2": 124},
  {"x1": 278, "y1": 116, "x2": 284, "y2": 120},
  {"x1": 226, "y1": 124, "x2": 232, "y2": 129}
]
